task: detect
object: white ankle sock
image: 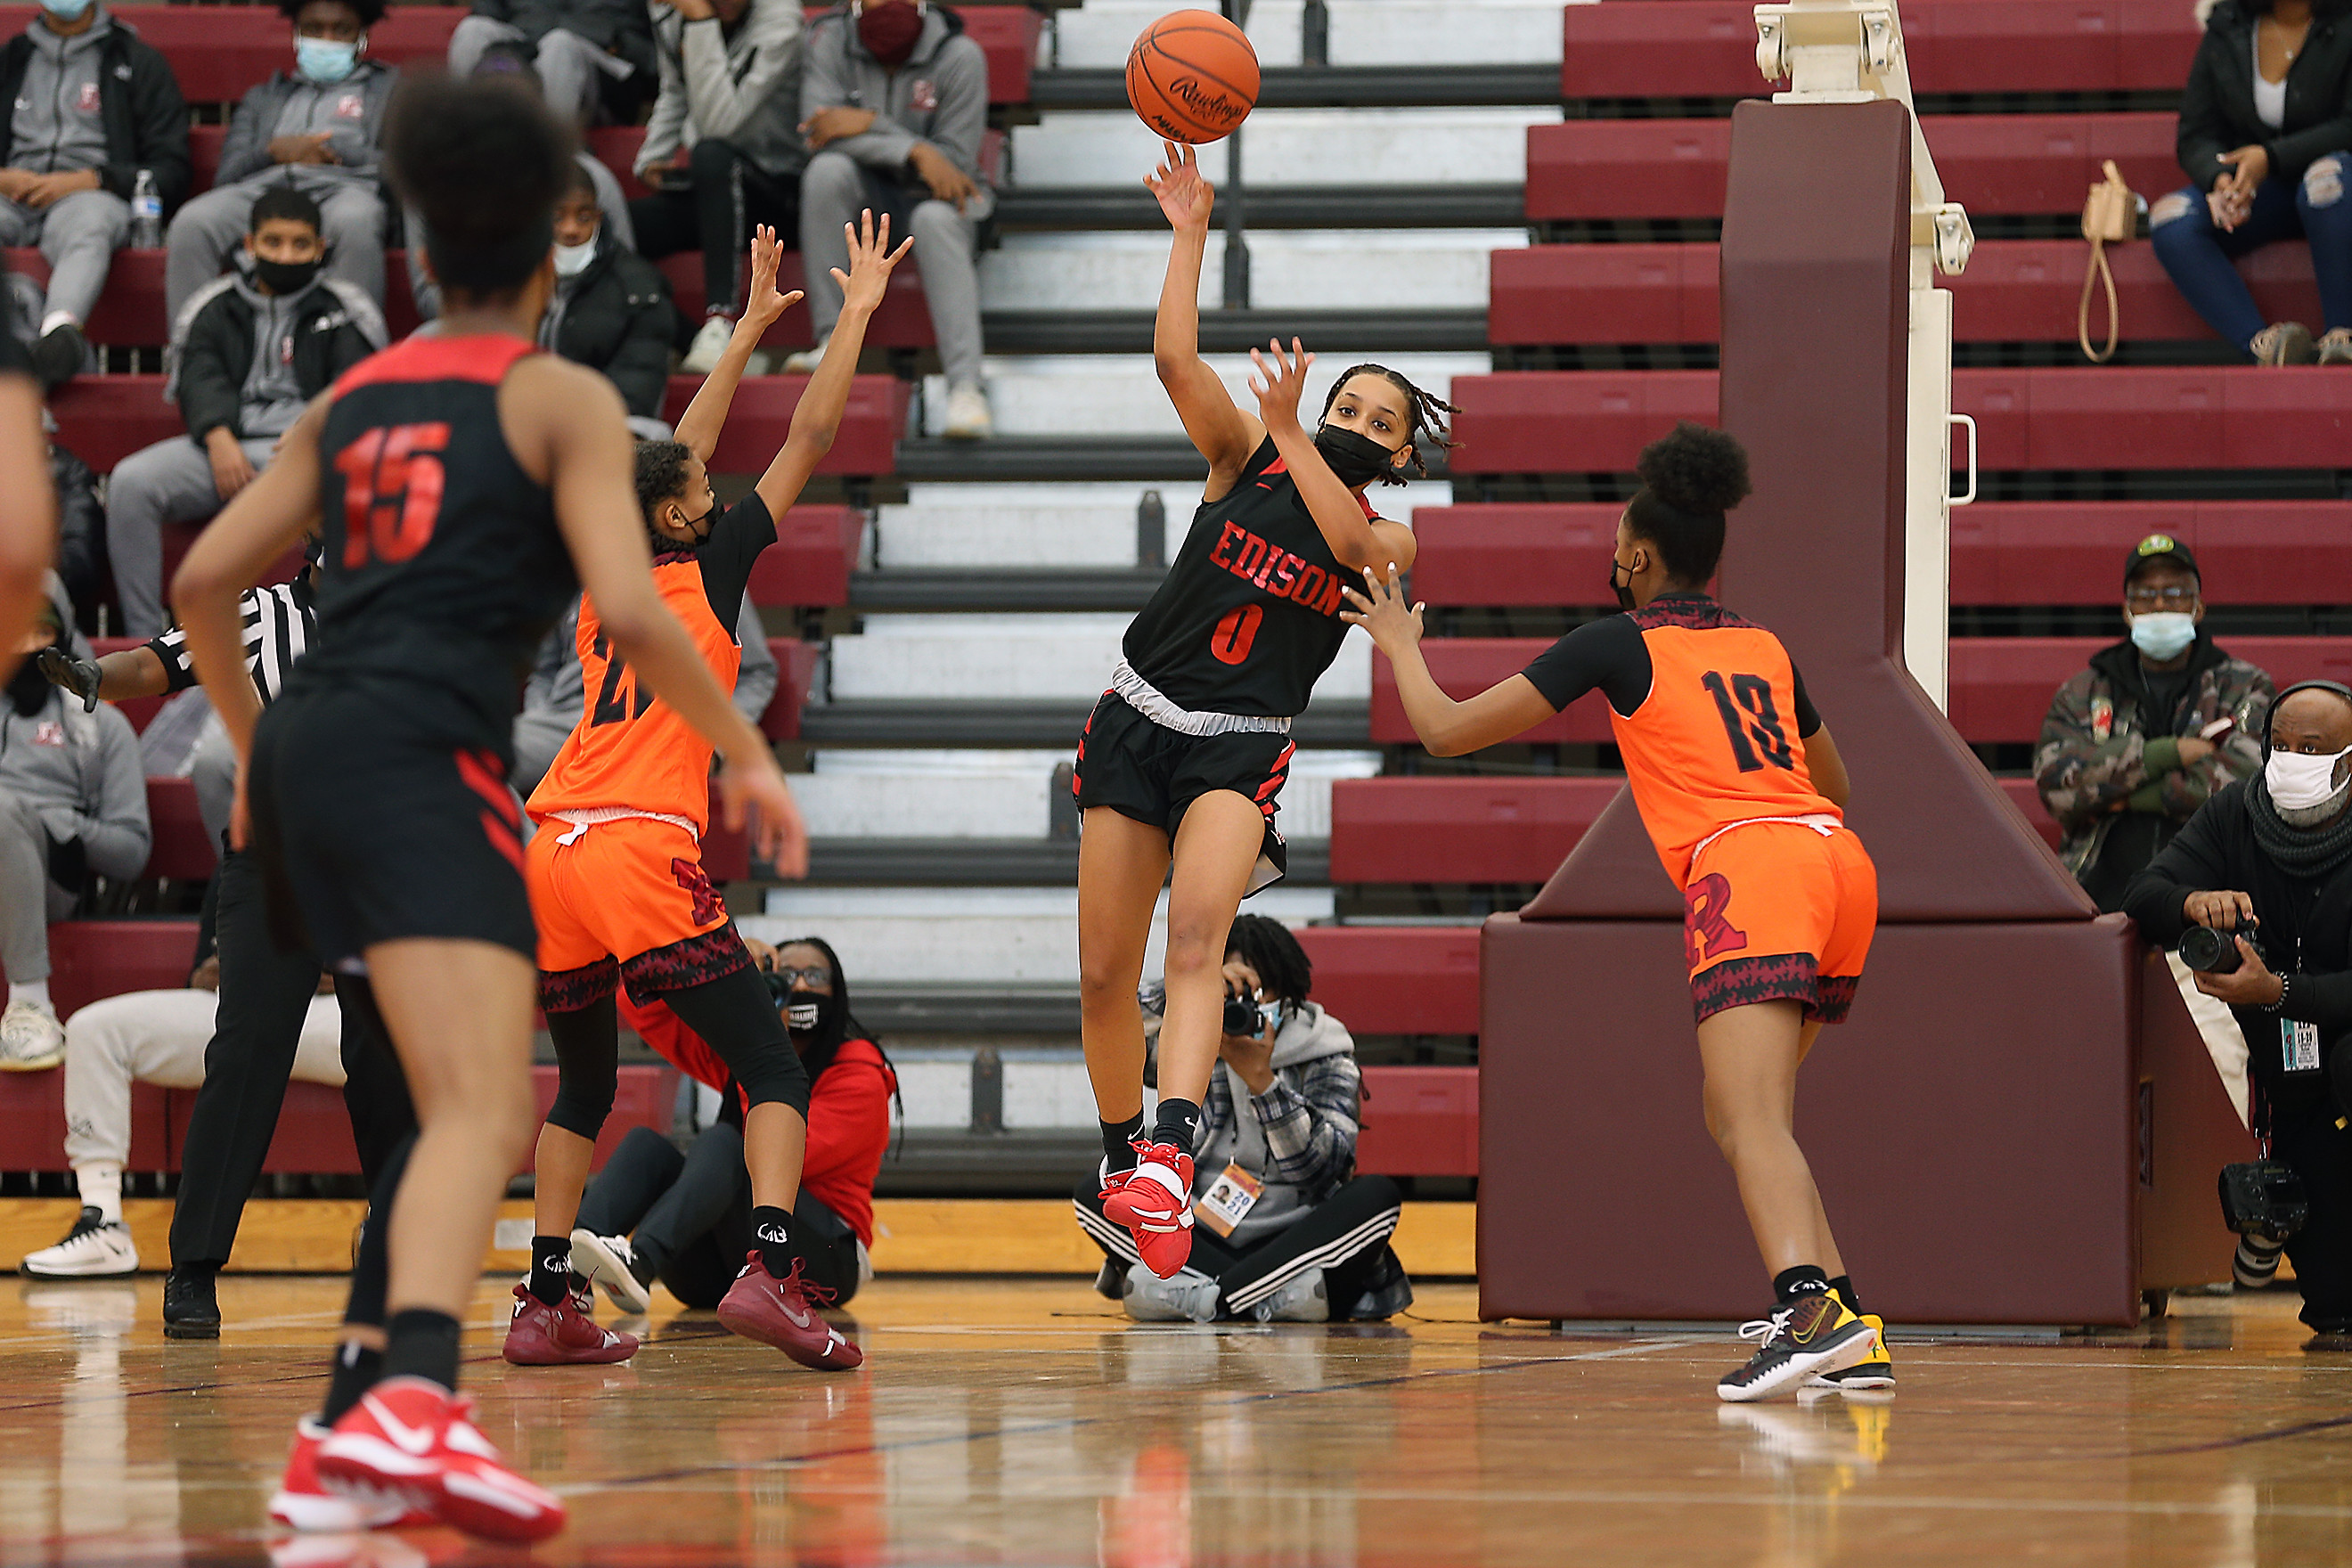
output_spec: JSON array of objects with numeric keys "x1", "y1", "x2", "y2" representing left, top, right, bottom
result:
[
  {"x1": 77, "y1": 1163, "x2": 123, "y2": 1224},
  {"x1": 10, "y1": 979, "x2": 51, "y2": 1010}
]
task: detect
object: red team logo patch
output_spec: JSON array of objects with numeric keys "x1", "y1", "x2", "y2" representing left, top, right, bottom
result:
[
  {"x1": 671, "y1": 859, "x2": 725, "y2": 926},
  {"x1": 911, "y1": 78, "x2": 938, "y2": 110},
  {"x1": 1682, "y1": 872, "x2": 1750, "y2": 969},
  {"x1": 336, "y1": 92, "x2": 364, "y2": 119},
  {"x1": 75, "y1": 82, "x2": 102, "y2": 116}
]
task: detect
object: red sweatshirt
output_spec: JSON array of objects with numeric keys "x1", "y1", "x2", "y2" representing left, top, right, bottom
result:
[{"x1": 617, "y1": 993, "x2": 895, "y2": 1246}]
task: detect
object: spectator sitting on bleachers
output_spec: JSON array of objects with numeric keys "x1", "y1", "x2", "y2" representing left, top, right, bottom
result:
[
  {"x1": 2037, "y1": 535, "x2": 2274, "y2": 1122},
  {"x1": 449, "y1": 0, "x2": 655, "y2": 129},
  {"x1": 0, "y1": 2, "x2": 191, "y2": 389},
  {"x1": 163, "y1": 0, "x2": 397, "y2": 327},
  {"x1": 1073, "y1": 915, "x2": 1412, "y2": 1325},
  {"x1": 794, "y1": 0, "x2": 992, "y2": 437},
  {"x1": 511, "y1": 588, "x2": 776, "y2": 795},
  {"x1": 48, "y1": 437, "x2": 101, "y2": 627},
  {"x1": 633, "y1": 0, "x2": 805, "y2": 374},
  {"x1": 0, "y1": 584, "x2": 149, "y2": 1072},
  {"x1": 14, "y1": 943, "x2": 345, "y2": 1279},
  {"x1": 109, "y1": 185, "x2": 383, "y2": 640},
  {"x1": 545, "y1": 159, "x2": 676, "y2": 437},
  {"x1": 2152, "y1": 0, "x2": 2352, "y2": 364}
]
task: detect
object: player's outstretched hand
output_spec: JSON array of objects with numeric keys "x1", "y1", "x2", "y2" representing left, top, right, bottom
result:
[
  {"x1": 1246, "y1": 338, "x2": 1315, "y2": 432},
  {"x1": 720, "y1": 749, "x2": 809, "y2": 879},
  {"x1": 1146, "y1": 140, "x2": 1213, "y2": 233},
  {"x1": 1340, "y1": 564, "x2": 1425, "y2": 655},
  {"x1": 739, "y1": 225, "x2": 804, "y2": 336},
  {"x1": 831, "y1": 208, "x2": 915, "y2": 319}
]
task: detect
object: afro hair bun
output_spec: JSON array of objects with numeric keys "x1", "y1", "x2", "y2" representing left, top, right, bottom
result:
[
  {"x1": 1637, "y1": 421, "x2": 1751, "y2": 517},
  {"x1": 278, "y1": 0, "x2": 388, "y2": 27}
]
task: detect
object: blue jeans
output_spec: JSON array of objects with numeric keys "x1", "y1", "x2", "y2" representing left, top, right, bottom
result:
[{"x1": 2148, "y1": 154, "x2": 2352, "y2": 354}]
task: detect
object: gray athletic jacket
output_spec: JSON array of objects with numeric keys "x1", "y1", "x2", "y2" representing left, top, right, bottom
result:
[
  {"x1": 637, "y1": 1, "x2": 806, "y2": 181},
  {"x1": 2, "y1": 588, "x2": 148, "y2": 880},
  {"x1": 798, "y1": 4, "x2": 990, "y2": 184},
  {"x1": 214, "y1": 57, "x2": 399, "y2": 188}
]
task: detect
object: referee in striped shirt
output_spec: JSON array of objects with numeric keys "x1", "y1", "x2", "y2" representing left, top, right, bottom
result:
[{"x1": 42, "y1": 548, "x2": 414, "y2": 1337}]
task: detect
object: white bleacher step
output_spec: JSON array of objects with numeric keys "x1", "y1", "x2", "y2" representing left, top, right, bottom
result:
[
  {"x1": 884, "y1": 1046, "x2": 1100, "y2": 1131},
  {"x1": 825, "y1": 613, "x2": 1374, "y2": 702},
  {"x1": 1009, "y1": 107, "x2": 1557, "y2": 190},
  {"x1": 1050, "y1": 0, "x2": 1575, "y2": 70},
  {"x1": 919, "y1": 352, "x2": 1490, "y2": 439},
  {"x1": 743, "y1": 885, "x2": 1336, "y2": 985},
  {"x1": 982, "y1": 229, "x2": 1523, "y2": 314}
]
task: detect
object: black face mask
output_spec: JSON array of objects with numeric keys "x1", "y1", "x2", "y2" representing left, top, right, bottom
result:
[
  {"x1": 1607, "y1": 557, "x2": 1637, "y2": 613},
  {"x1": 8, "y1": 655, "x2": 53, "y2": 716},
  {"x1": 253, "y1": 255, "x2": 323, "y2": 297},
  {"x1": 1314, "y1": 423, "x2": 1401, "y2": 489}
]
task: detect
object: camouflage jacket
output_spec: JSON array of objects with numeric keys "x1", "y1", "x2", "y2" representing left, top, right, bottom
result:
[{"x1": 2034, "y1": 634, "x2": 2273, "y2": 882}]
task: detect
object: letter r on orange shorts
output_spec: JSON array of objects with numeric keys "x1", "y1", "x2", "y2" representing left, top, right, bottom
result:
[
  {"x1": 527, "y1": 815, "x2": 747, "y2": 1011},
  {"x1": 1683, "y1": 821, "x2": 1878, "y2": 1027}
]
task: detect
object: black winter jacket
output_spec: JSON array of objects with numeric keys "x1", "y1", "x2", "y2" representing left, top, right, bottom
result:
[
  {"x1": 170, "y1": 272, "x2": 384, "y2": 445},
  {"x1": 2178, "y1": 1, "x2": 2352, "y2": 192},
  {"x1": 49, "y1": 442, "x2": 101, "y2": 612},
  {"x1": 543, "y1": 236, "x2": 674, "y2": 420},
  {"x1": 0, "y1": 20, "x2": 191, "y2": 211},
  {"x1": 2125, "y1": 780, "x2": 2352, "y2": 1105}
]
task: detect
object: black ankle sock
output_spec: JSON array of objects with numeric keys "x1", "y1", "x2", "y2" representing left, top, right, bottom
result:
[
  {"x1": 1773, "y1": 1265, "x2": 1831, "y2": 1306},
  {"x1": 1828, "y1": 1274, "x2": 1861, "y2": 1315},
  {"x1": 528, "y1": 1236, "x2": 573, "y2": 1305},
  {"x1": 1152, "y1": 1098, "x2": 1201, "y2": 1156},
  {"x1": 321, "y1": 1339, "x2": 383, "y2": 1425},
  {"x1": 1101, "y1": 1113, "x2": 1147, "y2": 1172},
  {"x1": 752, "y1": 1205, "x2": 794, "y2": 1278},
  {"x1": 380, "y1": 1309, "x2": 461, "y2": 1393}
]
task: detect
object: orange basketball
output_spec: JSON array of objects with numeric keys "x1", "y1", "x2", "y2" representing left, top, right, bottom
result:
[{"x1": 1126, "y1": 10, "x2": 1260, "y2": 146}]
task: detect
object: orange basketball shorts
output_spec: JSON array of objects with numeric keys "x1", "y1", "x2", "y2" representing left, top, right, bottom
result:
[
  {"x1": 1680, "y1": 821, "x2": 1878, "y2": 1027},
  {"x1": 527, "y1": 814, "x2": 747, "y2": 1011}
]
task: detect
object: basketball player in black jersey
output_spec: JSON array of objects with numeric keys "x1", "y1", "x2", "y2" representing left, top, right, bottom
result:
[
  {"x1": 1082, "y1": 143, "x2": 1458, "y2": 1278},
  {"x1": 172, "y1": 77, "x2": 800, "y2": 1545}
]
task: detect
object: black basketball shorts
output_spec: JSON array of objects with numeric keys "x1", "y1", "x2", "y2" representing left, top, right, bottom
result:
[
  {"x1": 1071, "y1": 691, "x2": 1294, "y2": 894},
  {"x1": 249, "y1": 680, "x2": 535, "y2": 968}
]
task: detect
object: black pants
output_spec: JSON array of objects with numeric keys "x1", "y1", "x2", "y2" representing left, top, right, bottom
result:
[
  {"x1": 1074, "y1": 1171, "x2": 1409, "y2": 1319},
  {"x1": 2269, "y1": 1093, "x2": 2352, "y2": 1331},
  {"x1": 628, "y1": 138, "x2": 801, "y2": 325},
  {"x1": 576, "y1": 1123, "x2": 862, "y2": 1311},
  {"x1": 168, "y1": 848, "x2": 416, "y2": 1269}
]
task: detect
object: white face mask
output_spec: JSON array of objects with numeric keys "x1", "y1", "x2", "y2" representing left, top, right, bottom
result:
[
  {"x1": 2266, "y1": 744, "x2": 2352, "y2": 814},
  {"x1": 551, "y1": 236, "x2": 597, "y2": 277}
]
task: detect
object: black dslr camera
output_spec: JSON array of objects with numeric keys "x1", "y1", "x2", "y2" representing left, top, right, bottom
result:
[
  {"x1": 2178, "y1": 921, "x2": 2262, "y2": 976},
  {"x1": 1223, "y1": 991, "x2": 1262, "y2": 1035},
  {"x1": 2219, "y1": 1161, "x2": 2307, "y2": 1245}
]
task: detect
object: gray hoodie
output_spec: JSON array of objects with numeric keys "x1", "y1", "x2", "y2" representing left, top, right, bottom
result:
[
  {"x1": 798, "y1": 4, "x2": 990, "y2": 184},
  {"x1": 639, "y1": 1, "x2": 806, "y2": 182},
  {"x1": 3, "y1": 580, "x2": 148, "y2": 879},
  {"x1": 215, "y1": 56, "x2": 398, "y2": 189},
  {"x1": 8, "y1": 8, "x2": 113, "y2": 176}
]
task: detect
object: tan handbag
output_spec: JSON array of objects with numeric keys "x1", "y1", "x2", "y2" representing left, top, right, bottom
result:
[{"x1": 2078, "y1": 159, "x2": 2137, "y2": 363}]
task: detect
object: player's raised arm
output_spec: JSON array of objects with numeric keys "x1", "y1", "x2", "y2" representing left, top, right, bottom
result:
[
  {"x1": 753, "y1": 210, "x2": 912, "y2": 521},
  {"x1": 1248, "y1": 339, "x2": 1415, "y2": 576},
  {"x1": 1147, "y1": 142, "x2": 1260, "y2": 488},
  {"x1": 1343, "y1": 564, "x2": 1558, "y2": 756},
  {"x1": 671, "y1": 225, "x2": 806, "y2": 464}
]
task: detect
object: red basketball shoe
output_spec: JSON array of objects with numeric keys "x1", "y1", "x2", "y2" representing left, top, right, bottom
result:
[
  {"x1": 715, "y1": 1254, "x2": 863, "y2": 1370},
  {"x1": 314, "y1": 1376, "x2": 566, "y2": 1543},
  {"x1": 267, "y1": 1417, "x2": 429, "y2": 1533},
  {"x1": 1100, "y1": 1139, "x2": 1194, "y2": 1278},
  {"x1": 501, "y1": 1282, "x2": 639, "y2": 1366}
]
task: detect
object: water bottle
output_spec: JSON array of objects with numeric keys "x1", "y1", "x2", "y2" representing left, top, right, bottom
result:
[{"x1": 129, "y1": 170, "x2": 161, "y2": 249}]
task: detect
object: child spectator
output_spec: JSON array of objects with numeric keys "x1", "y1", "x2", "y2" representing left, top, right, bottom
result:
[{"x1": 544, "y1": 160, "x2": 676, "y2": 433}]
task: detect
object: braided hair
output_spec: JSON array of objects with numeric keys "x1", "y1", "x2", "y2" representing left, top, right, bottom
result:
[
  {"x1": 1318, "y1": 363, "x2": 1462, "y2": 486},
  {"x1": 1225, "y1": 914, "x2": 1312, "y2": 1009}
]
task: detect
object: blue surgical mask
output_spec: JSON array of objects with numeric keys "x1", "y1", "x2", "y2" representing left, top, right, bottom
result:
[
  {"x1": 38, "y1": 0, "x2": 95, "y2": 21},
  {"x1": 295, "y1": 35, "x2": 361, "y2": 85},
  {"x1": 2127, "y1": 610, "x2": 2197, "y2": 662}
]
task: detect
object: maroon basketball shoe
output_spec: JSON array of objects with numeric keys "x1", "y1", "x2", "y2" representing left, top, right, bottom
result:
[
  {"x1": 1100, "y1": 1139, "x2": 1195, "y2": 1278},
  {"x1": 501, "y1": 1282, "x2": 640, "y2": 1367},
  {"x1": 715, "y1": 1254, "x2": 863, "y2": 1370},
  {"x1": 314, "y1": 1376, "x2": 566, "y2": 1543}
]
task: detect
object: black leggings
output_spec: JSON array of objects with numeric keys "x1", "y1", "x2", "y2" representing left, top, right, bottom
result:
[
  {"x1": 628, "y1": 137, "x2": 802, "y2": 324},
  {"x1": 544, "y1": 961, "x2": 810, "y2": 1140},
  {"x1": 576, "y1": 1123, "x2": 862, "y2": 1310},
  {"x1": 1074, "y1": 1172, "x2": 1409, "y2": 1319}
]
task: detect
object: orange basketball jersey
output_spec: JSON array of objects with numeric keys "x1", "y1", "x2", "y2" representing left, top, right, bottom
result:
[{"x1": 527, "y1": 554, "x2": 740, "y2": 833}]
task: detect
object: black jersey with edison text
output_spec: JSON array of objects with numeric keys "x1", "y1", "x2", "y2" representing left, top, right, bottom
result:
[{"x1": 1120, "y1": 437, "x2": 1375, "y2": 719}]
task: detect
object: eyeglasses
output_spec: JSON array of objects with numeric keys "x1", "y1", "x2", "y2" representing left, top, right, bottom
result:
[
  {"x1": 771, "y1": 966, "x2": 833, "y2": 989},
  {"x1": 2126, "y1": 586, "x2": 2197, "y2": 609}
]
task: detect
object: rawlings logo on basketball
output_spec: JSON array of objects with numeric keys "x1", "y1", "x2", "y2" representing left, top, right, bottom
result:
[{"x1": 1163, "y1": 75, "x2": 1245, "y2": 122}]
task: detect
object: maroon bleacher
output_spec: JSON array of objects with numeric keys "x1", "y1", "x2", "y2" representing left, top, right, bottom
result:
[
  {"x1": 1490, "y1": 241, "x2": 2327, "y2": 347},
  {"x1": 50, "y1": 919, "x2": 200, "y2": 1020},
  {"x1": 749, "y1": 505, "x2": 867, "y2": 608},
  {"x1": 143, "y1": 775, "x2": 216, "y2": 884},
  {"x1": 1409, "y1": 501, "x2": 2352, "y2": 608},
  {"x1": 1294, "y1": 926, "x2": 1482, "y2": 1037},
  {"x1": 1563, "y1": 0, "x2": 2201, "y2": 101},
  {"x1": 1449, "y1": 367, "x2": 2352, "y2": 474},
  {"x1": 1354, "y1": 1065, "x2": 1478, "y2": 1179},
  {"x1": 1528, "y1": 114, "x2": 2180, "y2": 222}
]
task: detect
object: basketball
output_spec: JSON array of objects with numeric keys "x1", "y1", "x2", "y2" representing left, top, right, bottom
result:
[{"x1": 1126, "y1": 10, "x2": 1260, "y2": 145}]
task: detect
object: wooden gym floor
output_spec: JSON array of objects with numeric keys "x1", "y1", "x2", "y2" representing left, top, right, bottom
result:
[{"x1": 4, "y1": 1274, "x2": 2350, "y2": 1566}]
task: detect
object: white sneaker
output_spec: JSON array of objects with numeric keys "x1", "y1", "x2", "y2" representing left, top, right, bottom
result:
[
  {"x1": 568, "y1": 1226, "x2": 652, "y2": 1314},
  {"x1": 682, "y1": 315, "x2": 737, "y2": 374},
  {"x1": 0, "y1": 998, "x2": 64, "y2": 1070},
  {"x1": 943, "y1": 380, "x2": 994, "y2": 441},
  {"x1": 1122, "y1": 1262, "x2": 1220, "y2": 1324},
  {"x1": 780, "y1": 336, "x2": 829, "y2": 374},
  {"x1": 1253, "y1": 1267, "x2": 1330, "y2": 1323},
  {"x1": 20, "y1": 1205, "x2": 139, "y2": 1278}
]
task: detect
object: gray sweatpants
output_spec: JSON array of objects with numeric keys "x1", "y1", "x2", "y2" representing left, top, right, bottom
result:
[
  {"x1": 106, "y1": 434, "x2": 279, "y2": 640},
  {"x1": 800, "y1": 149, "x2": 990, "y2": 388},
  {"x1": 447, "y1": 18, "x2": 622, "y2": 127},
  {"x1": 0, "y1": 187, "x2": 131, "y2": 328},
  {"x1": 164, "y1": 171, "x2": 388, "y2": 324},
  {"x1": 0, "y1": 787, "x2": 78, "y2": 985}
]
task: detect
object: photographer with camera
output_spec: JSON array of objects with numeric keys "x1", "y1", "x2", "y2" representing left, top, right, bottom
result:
[
  {"x1": 1072, "y1": 914, "x2": 1412, "y2": 1325},
  {"x1": 2126, "y1": 681, "x2": 2352, "y2": 1334}
]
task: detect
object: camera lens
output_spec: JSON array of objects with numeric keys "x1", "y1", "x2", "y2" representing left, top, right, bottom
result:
[
  {"x1": 1223, "y1": 995, "x2": 1258, "y2": 1033},
  {"x1": 2176, "y1": 926, "x2": 2242, "y2": 975}
]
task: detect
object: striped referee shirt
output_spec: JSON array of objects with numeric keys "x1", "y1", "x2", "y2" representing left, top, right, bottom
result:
[{"x1": 147, "y1": 576, "x2": 314, "y2": 704}]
